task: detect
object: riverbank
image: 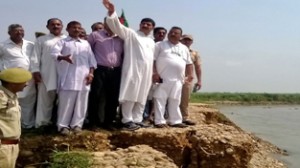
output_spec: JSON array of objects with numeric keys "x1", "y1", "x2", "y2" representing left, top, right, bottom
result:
[
  {"x1": 191, "y1": 92, "x2": 300, "y2": 105},
  {"x1": 17, "y1": 103, "x2": 286, "y2": 167},
  {"x1": 217, "y1": 105, "x2": 300, "y2": 168}
]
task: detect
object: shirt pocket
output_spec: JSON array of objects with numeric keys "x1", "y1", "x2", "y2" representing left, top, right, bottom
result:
[{"x1": 0, "y1": 100, "x2": 18, "y2": 121}]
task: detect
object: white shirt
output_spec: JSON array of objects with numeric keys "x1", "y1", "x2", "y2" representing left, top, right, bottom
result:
[
  {"x1": 51, "y1": 36, "x2": 97, "y2": 91},
  {"x1": 154, "y1": 41, "x2": 192, "y2": 83},
  {"x1": 0, "y1": 39, "x2": 33, "y2": 71},
  {"x1": 106, "y1": 11, "x2": 155, "y2": 105},
  {"x1": 31, "y1": 34, "x2": 66, "y2": 91}
]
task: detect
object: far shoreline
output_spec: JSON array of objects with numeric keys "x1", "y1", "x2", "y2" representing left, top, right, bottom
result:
[{"x1": 191, "y1": 92, "x2": 300, "y2": 105}]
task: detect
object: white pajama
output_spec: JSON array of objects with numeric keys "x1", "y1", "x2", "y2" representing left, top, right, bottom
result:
[
  {"x1": 35, "y1": 82, "x2": 56, "y2": 127},
  {"x1": 57, "y1": 90, "x2": 89, "y2": 131},
  {"x1": 18, "y1": 79, "x2": 36, "y2": 128},
  {"x1": 121, "y1": 101, "x2": 144, "y2": 123},
  {"x1": 153, "y1": 81, "x2": 183, "y2": 125}
]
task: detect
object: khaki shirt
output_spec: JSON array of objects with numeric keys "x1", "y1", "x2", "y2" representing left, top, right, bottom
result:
[
  {"x1": 190, "y1": 49, "x2": 201, "y2": 66},
  {"x1": 0, "y1": 86, "x2": 21, "y2": 140}
]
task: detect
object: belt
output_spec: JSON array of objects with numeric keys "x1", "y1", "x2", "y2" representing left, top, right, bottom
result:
[
  {"x1": 0, "y1": 139, "x2": 20, "y2": 145},
  {"x1": 97, "y1": 65, "x2": 120, "y2": 71}
]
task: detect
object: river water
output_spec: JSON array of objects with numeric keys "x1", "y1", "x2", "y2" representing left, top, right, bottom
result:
[{"x1": 216, "y1": 105, "x2": 300, "y2": 168}]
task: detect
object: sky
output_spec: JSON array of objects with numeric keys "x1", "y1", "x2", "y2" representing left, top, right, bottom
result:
[{"x1": 1, "y1": 0, "x2": 299, "y2": 93}]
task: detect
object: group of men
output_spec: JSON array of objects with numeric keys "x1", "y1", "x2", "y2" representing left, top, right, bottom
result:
[
  {"x1": 101, "y1": 0, "x2": 202, "y2": 130},
  {"x1": 0, "y1": 0, "x2": 202, "y2": 166}
]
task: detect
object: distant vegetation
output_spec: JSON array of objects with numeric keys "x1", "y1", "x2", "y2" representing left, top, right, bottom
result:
[{"x1": 190, "y1": 92, "x2": 300, "y2": 104}]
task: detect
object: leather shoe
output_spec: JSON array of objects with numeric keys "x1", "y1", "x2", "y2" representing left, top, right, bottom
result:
[
  {"x1": 183, "y1": 120, "x2": 196, "y2": 125},
  {"x1": 169, "y1": 123, "x2": 188, "y2": 128}
]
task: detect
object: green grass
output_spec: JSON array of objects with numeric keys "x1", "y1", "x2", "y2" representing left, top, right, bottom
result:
[
  {"x1": 190, "y1": 92, "x2": 300, "y2": 104},
  {"x1": 50, "y1": 151, "x2": 92, "y2": 168}
]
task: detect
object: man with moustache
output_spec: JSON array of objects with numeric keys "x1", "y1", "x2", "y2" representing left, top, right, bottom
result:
[
  {"x1": 179, "y1": 34, "x2": 202, "y2": 125},
  {"x1": 143, "y1": 26, "x2": 168, "y2": 123},
  {"x1": 152, "y1": 26, "x2": 193, "y2": 128},
  {"x1": 87, "y1": 17, "x2": 124, "y2": 130},
  {"x1": 153, "y1": 27, "x2": 167, "y2": 42},
  {"x1": 31, "y1": 18, "x2": 66, "y2": 128},
  {"x1": 0, "y1": 68, "x2": 32, "y2": 168},
  {"x1": 51, "y1": 21, "x2": 96, "y2": 135},
  {"x1": 91, "y1": 22, "x2": 104, "y2": 32},
  {"x1": 0, "y1": 24, "x2": 36, "y2": 129},
  {"x1": 102, "y1": 0, "x2": 155, "y2": 130}
]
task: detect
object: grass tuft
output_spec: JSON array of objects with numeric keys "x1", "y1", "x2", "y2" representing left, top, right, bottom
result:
[{"x1": 50, "y1": 151, "x2": 92, "y2": 168}]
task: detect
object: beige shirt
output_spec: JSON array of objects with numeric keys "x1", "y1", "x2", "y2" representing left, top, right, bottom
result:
[
  {"x1": 0, "y1": 86, "x2": 21, "y2": 140},
  {"x1": 190, "y1": 49, "x2": 201, "y2": 65}
]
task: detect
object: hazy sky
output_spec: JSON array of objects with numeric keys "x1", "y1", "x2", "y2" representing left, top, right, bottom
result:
[{"x1": 1, "y1": 0, "x2": 299, "y2": 93}]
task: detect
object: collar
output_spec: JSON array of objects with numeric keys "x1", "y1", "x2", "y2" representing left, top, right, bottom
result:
[
  {"x1": 4, "y1": 38, "x2": 23, "y2": 45},
  {"x1": 49, "y1": 33, "x2": 66, "y2": 38},
  {"x1": 65, "y1": 36, "x2": 82, "y2": 42},
  {"x1": 137, "y1": 30, "x2": 152, "y2": 38},
  {"x1": 99, "y1": 30, "x2": 118, "y2": 38},
  {"x1": 168, "y1": 40, "x2": 180, "y2": 47},
  {"x1": 0, "y1": 85, "x2": 17, "y2": 99}
]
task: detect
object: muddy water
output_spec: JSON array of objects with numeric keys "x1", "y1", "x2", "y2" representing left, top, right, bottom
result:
[{"x1": 217, "y1": 105, "x2": 300, "y2": 168}]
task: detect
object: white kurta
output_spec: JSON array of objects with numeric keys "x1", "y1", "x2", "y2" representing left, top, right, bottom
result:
[
  {"x1": 0, "y1": 39, "x2": 35, "y2": 98},
  {"x1": 51, "y1": 36, "x2": 97, "y2": 91},
  {"x1": 31, "y1": 34, "x2": 66, "y2": 91},
  {"x1": 0, "y1": 39, "x2": 32, "y2": 70},
  {"x1": 31, "y1": 33, "x2": 66, "y2": 127},
  {"x1": 0, "y1": 38, "x2": 36, "y2": 128},
  {"x1": 106, "y1": 11, "x2": 155, "y2": 105}
]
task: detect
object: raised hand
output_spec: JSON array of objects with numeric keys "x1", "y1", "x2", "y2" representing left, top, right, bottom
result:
[{"x1": 102, "y1": 0, "x2": 115, "y2": 15}]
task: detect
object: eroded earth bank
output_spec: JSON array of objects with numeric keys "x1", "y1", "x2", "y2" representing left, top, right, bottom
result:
[{"x1": 18, "y1": 104, "x2": 286, "y2": 168}]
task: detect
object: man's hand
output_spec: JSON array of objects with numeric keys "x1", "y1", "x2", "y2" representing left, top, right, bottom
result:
[
  {"x1": 102, "y1": 0, "x2": 115, "y2": 15},
  {"x1": 32, "y1": 72, "x2": 42, "y2": 83},
  {"x1": 57, "y1": 54, "x2": 73, "y2": 64},
  {"x1": 85, "y1": 73, "x2": 94, "y2": 85},
  {"x1": 194, "y1": 81, "x2": 202, "y2": 91},
  {"x1": 185, "y1": 75, "x2": 194, "y2": 83},
  {"x1": 152, "y1": 73, "x2": 161, "y2": 83}
]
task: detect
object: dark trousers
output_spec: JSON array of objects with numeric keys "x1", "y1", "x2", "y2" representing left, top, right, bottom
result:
[{"x1": 87, "y1": 65, "x2": 121, "y2": 127}]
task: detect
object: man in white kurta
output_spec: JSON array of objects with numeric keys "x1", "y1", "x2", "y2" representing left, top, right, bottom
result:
[
  {"x1": 31, "y1": 18, "x2": 66, "y2": 128},
  {"x1": 0, "y1": 24, "x2": 36, "y2": 129},
  {"x1": 51, "y1": 21, "x2": 97, "y2": 134},
  {"x1": 153, "y1": 27, "x2": 193, "y2": 127},
  {"x1": 103, "y1": 0, "x2": 155, "y2": 130}
]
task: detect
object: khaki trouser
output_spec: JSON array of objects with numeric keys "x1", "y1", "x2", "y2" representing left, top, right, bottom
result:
[
  {"x1": 180, "y1": 82, "x2": 192, "y2": 120},
  {"x1": 0, "y1": 144, "x2": 19, "y2": 168}
]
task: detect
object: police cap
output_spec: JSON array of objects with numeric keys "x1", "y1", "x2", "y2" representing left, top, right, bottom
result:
[{"x1": 0, "y1": 68, "x2": 32, "y2": 83}]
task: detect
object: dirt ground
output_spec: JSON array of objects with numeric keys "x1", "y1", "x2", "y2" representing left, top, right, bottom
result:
[{"x1": 17, "y1": 104, "x2": 287, "y2": 168}]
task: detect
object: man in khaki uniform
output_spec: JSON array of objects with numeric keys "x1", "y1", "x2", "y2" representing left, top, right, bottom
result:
[
  {"x1": 0, "y1": 68, "x2": 32, "y2": 168},
  {"x1": 180, "y1": 34, "x2": 202, "y2": 125}
]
